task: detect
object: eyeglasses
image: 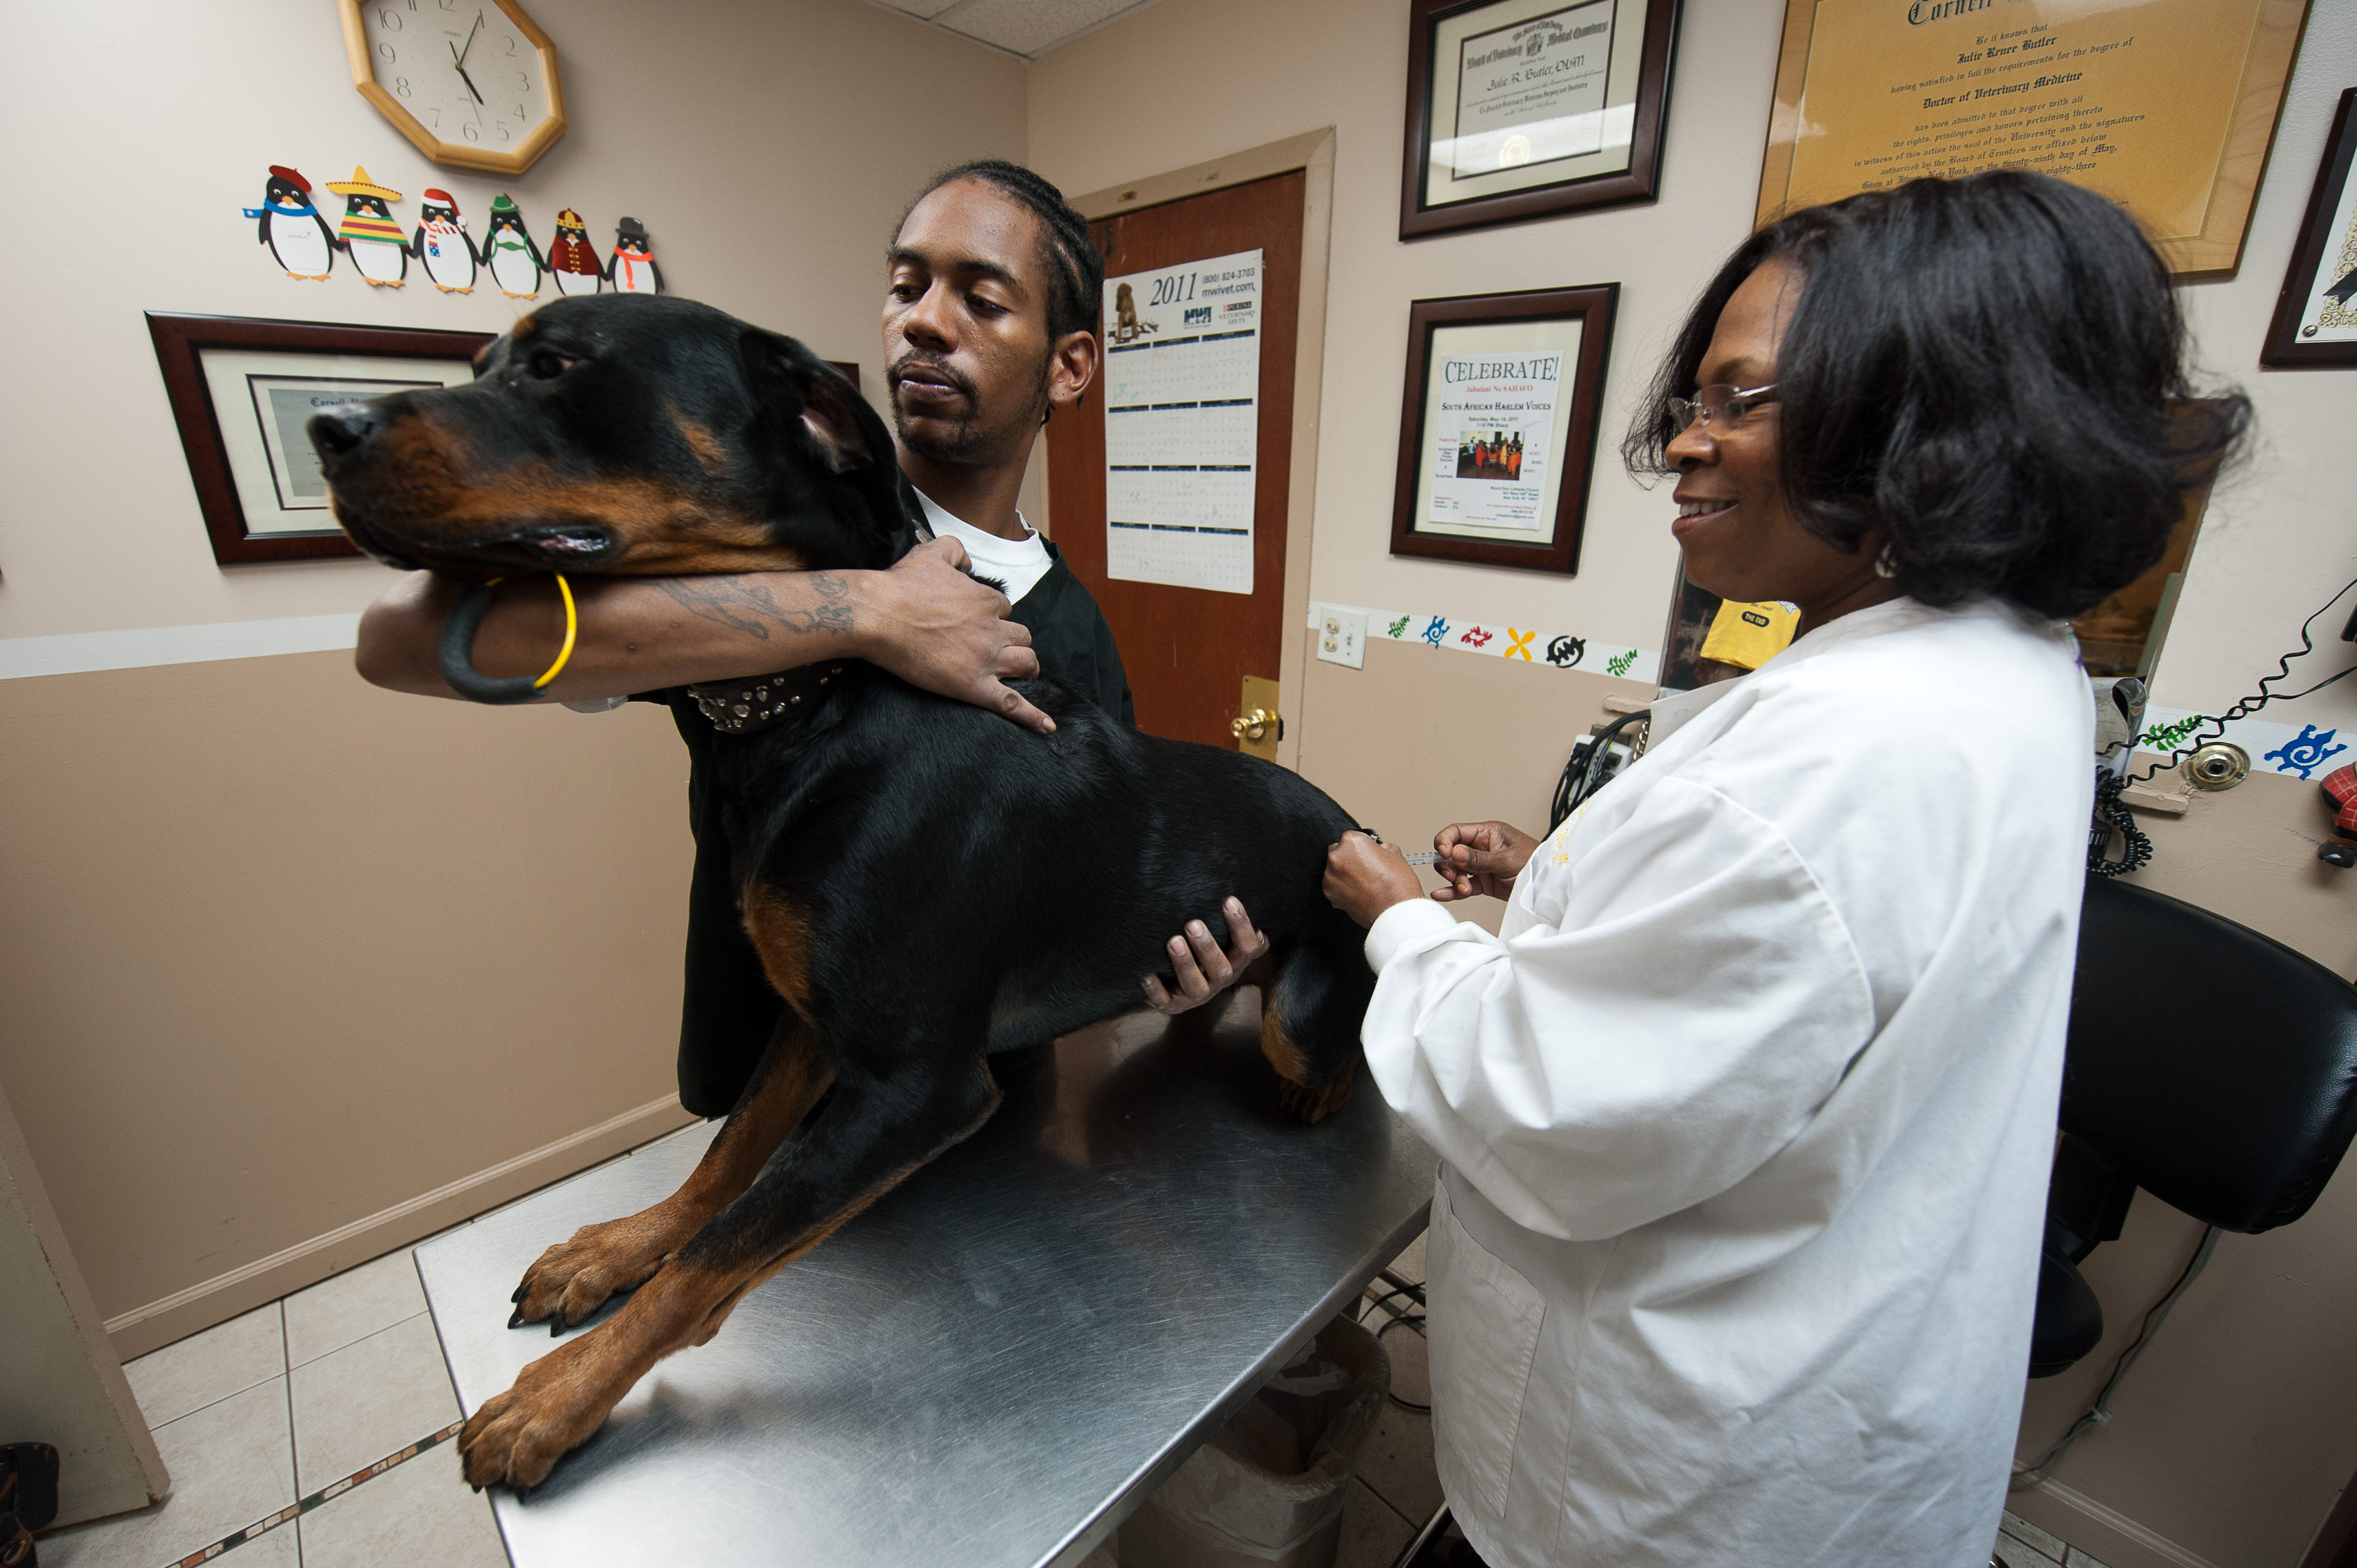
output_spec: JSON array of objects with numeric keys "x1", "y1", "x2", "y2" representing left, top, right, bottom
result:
[{"x1": 1666, "y1": 383, "x2": 1779, "y2": 435}]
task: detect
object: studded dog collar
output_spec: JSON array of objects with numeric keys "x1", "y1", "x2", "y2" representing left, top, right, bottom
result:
[{"x1": 687, "y1": 662, "x2": 848, "y2": 735}]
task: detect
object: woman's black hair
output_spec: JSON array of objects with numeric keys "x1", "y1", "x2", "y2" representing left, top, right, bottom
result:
[
  {"x1": 1624, "y1": 171, "x2": 2251, "y2": 618},
  {"x1": 904, "y1": 159, "x2": 1103, "y2": 344}
]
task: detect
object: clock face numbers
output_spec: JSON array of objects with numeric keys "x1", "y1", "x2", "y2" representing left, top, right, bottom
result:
[{"x1": 367, "y1": 1, "x2": 548, "y2": 153}]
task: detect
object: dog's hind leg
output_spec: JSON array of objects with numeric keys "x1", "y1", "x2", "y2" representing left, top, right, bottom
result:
[
  {"x1": 1260, "y1": 910, "x2": 1376, "y2": 1125},
  {"x1": 459, "y1": 1049, "x2": 1001, "y2": 1491},
  {"x1": 507, "y1": 1012, "x2": 833, "y2": 1333}
]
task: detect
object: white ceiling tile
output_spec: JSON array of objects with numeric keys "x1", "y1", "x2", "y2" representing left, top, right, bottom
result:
[{"x1": 935, "y1": 0, "x2": 1157, "y2": 58}]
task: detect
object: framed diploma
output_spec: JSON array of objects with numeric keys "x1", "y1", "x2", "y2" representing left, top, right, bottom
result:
[
  {"x1": 1389, "y1": 285, "x2": 1617, "y2": 574},
  {"x1": 1399, "y1": 0, "x2": 1681, "y2": 240},
  {"x1": 146, "y1": 312, "x2": 493, "y2": 565},
  {"x1": 1755, "y1": 0, "x2": 2314, "y2": 279},
  {"x1": 2263, "y1": 87, "x2": 2357, "y2": 369}
]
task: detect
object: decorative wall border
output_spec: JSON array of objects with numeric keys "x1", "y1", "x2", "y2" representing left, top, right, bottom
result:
[{"x1": 1308, "y1": 599, "x2": 1660, "y2": 683}]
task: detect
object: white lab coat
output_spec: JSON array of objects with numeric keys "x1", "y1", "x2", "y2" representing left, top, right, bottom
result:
[{"x1": 1360, "y1": 597, "x2": 2092, "y2": 1567}]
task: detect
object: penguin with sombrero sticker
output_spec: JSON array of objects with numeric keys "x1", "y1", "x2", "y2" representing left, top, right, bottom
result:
[
  {"x1": 548, "y1": 208, "x2": 604, "y2": 297},
  {"x1": 412, "y1": 189, "x2": 476, "y2": 295},
  {"x1": 327, "y1": 167, "x2": 409, "y2": 287},
  {"x1": 478, "y1": 194, "x2": 545, "y2": 300},
  {"x1": 243, "y1": 165, "x2": 336, "y2": 280},
  {"x1": 609, "y1": 216, "x2": 664, "y2": 295}
]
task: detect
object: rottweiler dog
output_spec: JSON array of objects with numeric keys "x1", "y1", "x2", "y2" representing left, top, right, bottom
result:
[{"x1": 311, "y1": 293, "x2": 1375, "y2": 1491}]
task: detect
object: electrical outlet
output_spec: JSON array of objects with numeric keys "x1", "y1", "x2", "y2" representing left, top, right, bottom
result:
[{"x1": 1316, "y1": 608, "x2": 1367, "y2": 669}]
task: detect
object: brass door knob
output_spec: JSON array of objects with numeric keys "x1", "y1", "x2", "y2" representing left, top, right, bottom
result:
[{"x1": 1231, "y1": 708, "x2": 1274, "y2": 742}]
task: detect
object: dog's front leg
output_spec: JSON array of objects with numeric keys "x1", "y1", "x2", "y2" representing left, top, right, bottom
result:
[
  {"x1": 460, "y1": 1057, "x2": 1002, "y2": 1491},
  {"x1": 509, "y1": 1014, "x2": 833, "y2": 1332}
]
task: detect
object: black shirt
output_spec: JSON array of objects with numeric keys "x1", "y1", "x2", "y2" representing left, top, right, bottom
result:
[{"x1": 651, "y1": 541, "x2": 1134, "y2": 1117}]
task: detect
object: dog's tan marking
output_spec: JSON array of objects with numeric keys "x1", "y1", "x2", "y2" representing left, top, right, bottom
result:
[
  {"x1": 1260, "y1": 986, "x2": 1354, "y2": 1124},
  {"x1": 510, "y1": 312, "x2": 541, "y2": 341},
  {"x1": 675, "y1": 414, "x2": 729, "y2": 472},
  {"x1": 507, "y1": 1017, "x2": 835, "y2": 1331},
  {"x1": 460, "y1": 1087, "x2": 1001, "y2": 1491},
  {"x1": 743, "y1": 889, "x2": 816, "y2": 1009}
]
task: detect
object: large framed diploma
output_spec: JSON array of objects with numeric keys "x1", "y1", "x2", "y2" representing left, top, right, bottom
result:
[
  {"x1": 1399, "y1": 0, "x2": 1681, "y2": 240},
  {"x1": 1389, "y1": 285, "x2": 1617, "y2": 574},
  {"x1": 1755, "y1": 0, "x2": 2314, "y2": 278}
]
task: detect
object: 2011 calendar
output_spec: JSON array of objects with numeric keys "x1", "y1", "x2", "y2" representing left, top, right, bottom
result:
[{"x1": 1100, "y1": 249, "x2": 1263, "y2": 595}]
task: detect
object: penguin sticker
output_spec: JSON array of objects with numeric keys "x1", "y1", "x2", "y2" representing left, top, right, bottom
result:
[
  {"x1": 609, "y1": 216, "x2": 665, "y2": 295},
  {"x1": 547, "y1": 208, "x2": 604, "y2": 297},
  {"x1": 243, "y1": 165, "x2": 335, "y2": 280},
  {"x1": 480, "y1": 194, "x2": 544, "y2": 300},
  {"x1": 413, "y1": 188, "x2": 476, "y2": 295},
  {"x1": 327, "y1": 167, "x2": 409, "y2": 287}
]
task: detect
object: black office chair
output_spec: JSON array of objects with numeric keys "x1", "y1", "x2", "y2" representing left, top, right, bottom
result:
[{"x1": 2032, "y1": 873, "x2": 2357, "y2": 1377}]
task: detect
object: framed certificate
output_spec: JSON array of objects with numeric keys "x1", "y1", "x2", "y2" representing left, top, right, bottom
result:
[
  {"x1": 1389, "y1": 285, "x2": 1617, "y2": 574},
  {"x1": 1754, "y1": 0, "x2": 2313, "y2": 279},
  {"x1": 2263, "y1": 87, "x2": 2357, "y2": 369},
  {"x1": 147, "y1": 313, "x2": 493, "y2": 565},
  {"x1": 1399, "y1": 0, "x2": 1681, "y2": 241}
]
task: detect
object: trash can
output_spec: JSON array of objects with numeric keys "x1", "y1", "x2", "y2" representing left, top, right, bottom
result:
[{"x1": 1117, "y1": 1317, "x2": 1390, "y2": 1568}]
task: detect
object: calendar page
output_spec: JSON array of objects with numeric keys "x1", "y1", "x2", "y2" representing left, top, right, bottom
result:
[{"x1": 1100, "y1": 249, "x2": 1263, "y2": 595}]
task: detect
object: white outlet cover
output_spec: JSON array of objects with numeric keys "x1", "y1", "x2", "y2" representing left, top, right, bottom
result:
[{"x1": 1317, "y1": 608, "x2": 1368, "y2": 670}]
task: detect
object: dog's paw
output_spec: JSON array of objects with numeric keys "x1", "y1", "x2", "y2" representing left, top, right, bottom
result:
[
  {"x1": 1278, "y1": 1060, "x2": 1357, "y2": 1125},
  {"x1": 458, "y1": 1334, "x2": 632, "y2": 1491},
  {"x1": 508, "y1": 1214, "x2": 680, "y2": 1333}
]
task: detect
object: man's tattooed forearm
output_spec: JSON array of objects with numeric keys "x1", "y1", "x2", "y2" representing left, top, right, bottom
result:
[{"x1": 656, "y1": 574, "x2": 856, "y2": 641}]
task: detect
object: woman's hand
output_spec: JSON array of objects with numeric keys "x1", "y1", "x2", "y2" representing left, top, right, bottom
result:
[
  {"x1": 1324, "y1": 833, "x2": 1425, "y2": 929},
  {"x1": 1429, "y1": 821, "x2": 1538, "y2": 902},
  {"x1": 1141, "y1": 897, "x2": 1270, "y2": 1015}
]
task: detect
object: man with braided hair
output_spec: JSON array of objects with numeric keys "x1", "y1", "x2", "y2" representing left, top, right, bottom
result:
[{"x1": 356, "y1": 161, "x2": 1176, "y2": 1116}]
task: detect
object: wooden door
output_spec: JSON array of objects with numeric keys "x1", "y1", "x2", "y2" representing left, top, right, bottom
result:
[{"x1": 1050, "y1": 171, "x2": 1304, "y2": 747}]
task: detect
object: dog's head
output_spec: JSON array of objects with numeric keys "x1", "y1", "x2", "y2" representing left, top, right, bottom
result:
[{"x1": 310, "y1": 295, "x2": 915, "y2": 579}]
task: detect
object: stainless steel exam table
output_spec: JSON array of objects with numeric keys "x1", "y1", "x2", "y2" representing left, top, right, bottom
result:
[{"x1": 415, "y1": 996, "x2": 1435, "y2": 1567}]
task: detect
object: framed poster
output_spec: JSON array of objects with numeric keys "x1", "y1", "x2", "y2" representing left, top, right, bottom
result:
[
  {"x1": 1399, "y1": 0, "x2": 1681, "y2": 240},
  {"x1": 2263, "y1": 87, "x2": 2357, "y2": 369},
  {"x1": 147, "y1": 313, "x2": 493, "y2": 565},
  {"x1": 1390, "y1": 285, "x2": 1617, "y2": 574},
  {"x1": 1754, "y1": 0, "x2": 2314, "y2": 278}
]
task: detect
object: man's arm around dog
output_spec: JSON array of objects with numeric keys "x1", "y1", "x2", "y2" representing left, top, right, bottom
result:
[{"x1": 354, "y1": 537, "x2": 1058, "y2": 732}]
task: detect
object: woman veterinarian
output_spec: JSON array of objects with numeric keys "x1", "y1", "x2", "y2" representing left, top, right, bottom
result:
[{"x1": 1320, "y1": 173, "x2": 2250, "y2": 1567}]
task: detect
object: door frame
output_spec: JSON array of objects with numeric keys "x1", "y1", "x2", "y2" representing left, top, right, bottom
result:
[{"x1": 1064, "y1": 129, "x2": 1337, "y2": 773}]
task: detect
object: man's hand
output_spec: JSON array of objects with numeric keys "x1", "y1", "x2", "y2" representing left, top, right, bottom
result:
[
  {"x1": 1324, "y1": 833, "x2": 1425, "y2": 929},
  {"x1": 1141, "y1": 897, "x2": 1270, "y2": 1015},
  {"x1": 1428, "y1": 821, "x2": 1539, "y2": 902},
  {"x1": 853, "y1": 538, "x2": 1052, "y2": 734}
]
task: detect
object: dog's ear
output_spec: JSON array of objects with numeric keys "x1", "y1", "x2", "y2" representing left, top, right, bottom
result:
[
  {"x1": 738, "y1": 328, "x2": 884, "y2": 476},
  {"x1": 737, "y1": 326, "x2": 909, "y2": 550}
]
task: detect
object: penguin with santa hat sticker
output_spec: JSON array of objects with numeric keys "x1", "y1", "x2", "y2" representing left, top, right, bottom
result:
[
  {"x1": 548, "y1": 209, "x2": 604, "y2": 297},
  {"x1": 479, "y1": 194, "x2": 545, "y2": 300},
  {"x1": 412, "y1": 189, "x2": 476, "y2": 294},
  {"x1": 243, "y1": 165, "x2": 336, "y2": 280},
  {"x1": 608, "y1": 216, "x2": 664, "y2": 295},
  {"x1": 327, "y1": 167, "x2": 409, "y2": 287}
]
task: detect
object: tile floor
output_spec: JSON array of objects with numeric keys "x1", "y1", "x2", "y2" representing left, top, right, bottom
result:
[
  {"x1": 34, "y1": 1154, "x2": 2108, "y2": 1568},
  {"x1": 37, "y1": 1248, "x2": 505, "y2": 1568}
]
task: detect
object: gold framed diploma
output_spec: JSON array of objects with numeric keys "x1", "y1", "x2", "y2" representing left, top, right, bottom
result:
[
  {"x1": 1755, "y1": 0, "x2": 2314, "y2": 278},
  {"x1": 1400, "y1": 0, "x2": 1681, "y2": 240}
]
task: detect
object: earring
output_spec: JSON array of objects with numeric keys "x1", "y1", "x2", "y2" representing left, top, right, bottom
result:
[{"x1": 1872, "y1": 544, "x2": 1897, "y2": 580}]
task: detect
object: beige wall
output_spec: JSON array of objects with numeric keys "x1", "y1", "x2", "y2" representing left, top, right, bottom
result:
[
  {"x1": 1028, "y1": 4, "x2": 2357, "y2": 1566},
  {"x1": 0, "y1": 0, "x2": 1027, "y2": 1357}
]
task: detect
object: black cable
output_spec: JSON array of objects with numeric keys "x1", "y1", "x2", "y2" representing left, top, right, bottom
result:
[
  {"x1": 1551, "y1": 709, "x2": 1652, "y2": 832},
  {"x1": 2126, "y1": 577, "x2": 2357, "y2": 785},
  {"x1": 1361, "y1": 1276, "x2": 1432, "y2": 1413},
  {"x1": 2087, "y1": 768, "x2": 2153, "y2": 878}
]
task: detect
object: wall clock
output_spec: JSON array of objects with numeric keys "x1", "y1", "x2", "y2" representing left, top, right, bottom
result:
[{"x1": 336, "y1": 0, "x2": 567, "y2": 176}]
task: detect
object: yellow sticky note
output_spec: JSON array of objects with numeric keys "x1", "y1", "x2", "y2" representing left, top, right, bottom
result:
[{"x1": 1699, "y1": 599, "x2": 1798, "y2": 670}]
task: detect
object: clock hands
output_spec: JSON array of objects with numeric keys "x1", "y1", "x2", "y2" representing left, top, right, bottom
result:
[
  {"x1": 449, "y1": 35, "x2": 486, "y2": 105},
  {"x1": 457, "y1": 11, "x2": 483, "y2": 66}
]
